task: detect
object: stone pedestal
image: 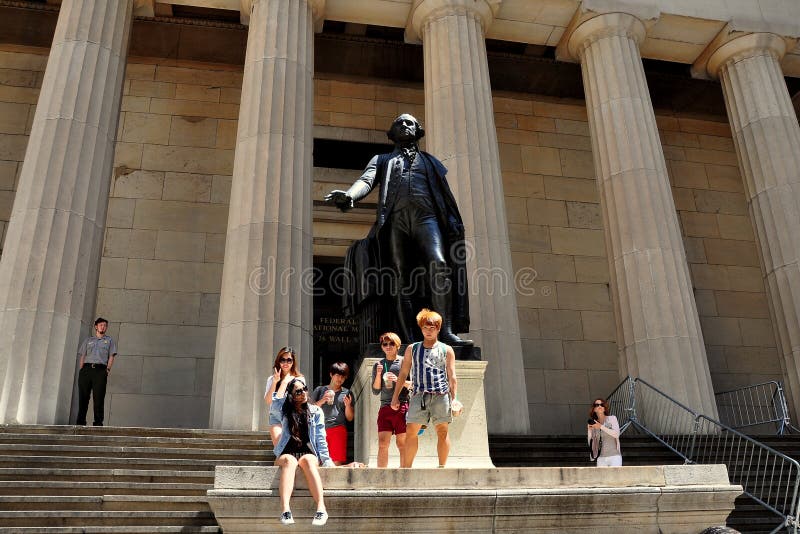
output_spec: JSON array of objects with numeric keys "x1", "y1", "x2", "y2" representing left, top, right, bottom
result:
[
  {"x1": 0, "y1": 0, "x2": 133, "y2": 424},
  {"x1": 696, "y1": 32, "x2": 800, "y2": 418},
  {"x1": 409, "y1": 0, "x2": 529, "y2": 434},
  {"x1": 562, "y1": 12, "x2": 718, "y2": 418},
  {"x1": 352, "y1": 358, "x2": 492, "y2": 468},
  {"x1": 208, "y1": 464, "x2": 741, "y2": 532},
  {"x1": 210, "y1": 0, "x2": 322, "y2": 430}
]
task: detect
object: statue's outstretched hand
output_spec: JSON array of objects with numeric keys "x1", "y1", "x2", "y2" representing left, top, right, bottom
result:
[{"x1": 324, "y1": 190, "x2": 354, "y2": 212}]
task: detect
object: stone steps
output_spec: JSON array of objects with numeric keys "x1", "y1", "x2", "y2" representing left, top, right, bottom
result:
[
  {"x1": 0, "y1": 424, "x2": 261, "y2": 440},
  {"x1": 0, "y1": 496, "x2": 211, "y2": 512},
  {"x1": 0, "y1": 425, "x2": 267, "y2": 532},
  {"x1": 0, "y1": 528, "x2": 221, "y2": 533},
  {"x1": 0, "y1": 481, "x2": 211, "y2": 496},
  {"x1": 0, "y1": 433, "x2": 269, "y2": 450},
  {"x1": 0, "y1": 511, "x2": 215, "y2": 528},
  {"x1": 0, "y1": 444, "x2": 270, "y2": 460},
  {"x1": 2, "y1": 455, "x2": 270, "y2": 471},
  {"x1": 0, "y1": 468, "x2": 212, "y2": 483}
]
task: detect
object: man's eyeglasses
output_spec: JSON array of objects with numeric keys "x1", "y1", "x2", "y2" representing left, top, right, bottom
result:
[
  {"x1": 292, "y1": 387, "x2": 308, "y2": 396},
  {"x1": 593, "y1": 402, "x2": 604, "y2": 407},
  {"x1": 279, "y1": 358, "x2": 293, "y2": 364},
  {"x1": 381, "y1": 342, "x2": 395, "y2": 347}
]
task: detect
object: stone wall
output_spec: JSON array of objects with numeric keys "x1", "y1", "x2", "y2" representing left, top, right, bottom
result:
[
  {"x1": 97, "y1": 59, "x2": 240, "y2": 427},
  {"x1": 0, "y1": 47, "x2": 783, "y2": 432},
  {"x1": 0, "y1": 49, "x2": 44, "y2": 251}
]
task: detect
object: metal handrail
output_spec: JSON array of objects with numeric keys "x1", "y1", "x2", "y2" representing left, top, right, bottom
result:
[
  {"x1": 715, "y1": 381, "x2": 799, "y2": 435},
  {"x1": 607, "y1": 376, "x2": 800, "y2": 533}
]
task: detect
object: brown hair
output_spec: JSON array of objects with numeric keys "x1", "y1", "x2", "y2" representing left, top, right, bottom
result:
[
  {"x1": 380, "y1": 332, "x2": 401, "y2": 347},
  {"x1": 589, "y1": 398, "x2": 609, "y2": 418},
  {"x1": 273, "y1": 346, "x2": 299, "y2": 378},
  {"x1": 416, "y1": 308, "x2": 442, "y2": 329}
]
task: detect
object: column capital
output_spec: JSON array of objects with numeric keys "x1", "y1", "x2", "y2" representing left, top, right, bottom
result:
[
  {"x1": 240, "y1": 0, "x2": 325, "y2": 30},
  {"x1": 692, "y1": 26, "x2": 795, "y2": 80},
  {"x1": 406, "y1": 0, "x2": 501, "y2": 44},
  {"x1": 556, "y1": 11, "x2": 649, "y2": 63},
  {"x1": 133, "y1": 0, "x2": 153, "y2": 17}
]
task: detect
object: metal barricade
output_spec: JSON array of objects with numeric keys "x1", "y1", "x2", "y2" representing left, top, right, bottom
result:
[
  {"x1": 715, "y1": 381, "x2": 798, "y2": 435},
  {"x1": 607, "y1": 376, "x2": 800, "y2": 533}
]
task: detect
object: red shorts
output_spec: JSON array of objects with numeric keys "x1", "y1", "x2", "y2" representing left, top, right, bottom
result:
[
  {"x1": 326, "y1": 424, "x2": 347, "y2": 464},
  {"x1": 377, "y1": 403, "x2": 408, "y2": 435}
]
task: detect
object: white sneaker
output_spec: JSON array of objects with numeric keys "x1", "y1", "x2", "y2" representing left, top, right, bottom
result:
[
  {"x1": 312, "y1": 511, "x2": 328, "y2": 526},
  {"x1": 280, "y1": 511, "x2": 294, "y2": 525}
]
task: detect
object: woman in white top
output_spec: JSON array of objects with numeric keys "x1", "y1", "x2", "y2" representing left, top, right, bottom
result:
[
  {"x1": 587, "y1": 398, "x2": 622, "y2": 467},
  {"x1": 264, "y1": 347, "x2": 303, "y2": 445}
]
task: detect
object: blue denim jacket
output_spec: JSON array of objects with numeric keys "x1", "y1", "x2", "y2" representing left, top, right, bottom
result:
[{"x1": 273, "y1": 403, "x2": 335, "y2": 467}]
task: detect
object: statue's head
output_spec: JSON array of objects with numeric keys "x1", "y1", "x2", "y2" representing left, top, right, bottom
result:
[{"x1": 387, "y1": 113, "x2": 425, "y2": 143}]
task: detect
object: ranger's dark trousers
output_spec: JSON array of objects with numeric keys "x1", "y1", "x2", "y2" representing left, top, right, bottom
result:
[{"x1": 77, "y1": 364, "x2": 107, "y2": 426}]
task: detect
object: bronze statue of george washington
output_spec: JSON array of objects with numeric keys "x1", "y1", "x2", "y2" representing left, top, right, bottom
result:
[{"x1": 325, "y1": 114, "x2": 472, "y2": 346}]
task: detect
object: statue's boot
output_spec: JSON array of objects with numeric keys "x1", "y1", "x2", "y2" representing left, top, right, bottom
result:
[
  {"x1": 439, "y1": 317, "x2": 473, "y2": 346},
  {"x1": 432, "y1": 288, "x2": 473, "y2": 346}
]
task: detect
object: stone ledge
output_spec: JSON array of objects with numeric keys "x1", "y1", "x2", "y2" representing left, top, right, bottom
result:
[
  {"x1": 208, "y1": 465, "x2": 741, "y2": 533},
  {"x1": 212, "y1": 464, "x2": 730, "y2": 490}
]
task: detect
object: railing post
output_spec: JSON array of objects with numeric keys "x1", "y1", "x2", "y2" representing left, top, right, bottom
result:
[
  {"x1": 628, "y1": 377, "x2": 637, "y2": 425},
  {"x1": 686, "y1": 416, "x2": 701, "y2": 464},
  {"x1": 777, "y1": 383, "x2": 792, "y2": 436}
]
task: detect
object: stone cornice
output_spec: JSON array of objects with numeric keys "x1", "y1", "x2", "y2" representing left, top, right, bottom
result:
[
  {"x1": 692, "y1": 25, "x2": 796, "y2": 80},
  {"x1": 405, "y1": 0, "x2": 501, "y2": 44}
]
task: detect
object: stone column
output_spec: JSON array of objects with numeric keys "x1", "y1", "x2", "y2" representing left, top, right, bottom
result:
[
  {"x1": 409, "y1": 0, "x2": 530, "y2": 434},
  {"x1": 0, "y1": 0, "x2": 133, "y2": 424},
  {"x1": 210, "y1": 0, "x2": 321, "y2": 430},
  {"x1": 697, "y1": 32, "x2": 800, "y2": 417},
  {"x1": 563, "y1": 13, "x2": 718, "y2": 416}
]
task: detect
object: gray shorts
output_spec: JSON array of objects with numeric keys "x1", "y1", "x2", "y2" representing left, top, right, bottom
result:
[{"x1": 407, "y1": 392, "x2": 452, "y2": 426}]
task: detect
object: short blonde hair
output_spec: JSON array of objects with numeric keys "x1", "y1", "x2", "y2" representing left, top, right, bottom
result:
[
  {"x1": 416, "y1": 308, "x2": 442, "y2": 329},
  {"x1": 380, "y1": 332, "x2": 401, "y2": 347}
]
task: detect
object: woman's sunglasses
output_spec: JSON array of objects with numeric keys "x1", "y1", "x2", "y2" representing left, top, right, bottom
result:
[
  {"x1": 292, "y1": 386, "x2": 308, "y2": 396},
  {"x1": 279, "y1": 358, "x2": 293, "y2": 363},
  {"x1": 593, "y1": 402, "x2": 604, "y2": 407},
  {"x1": 381, "y1": 342, "x2": 395, "y2": 347}
]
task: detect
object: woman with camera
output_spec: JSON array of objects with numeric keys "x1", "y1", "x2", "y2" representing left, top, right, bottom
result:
[{"x1": 587, "y1": 398, "x2": 622, "y2": 467}]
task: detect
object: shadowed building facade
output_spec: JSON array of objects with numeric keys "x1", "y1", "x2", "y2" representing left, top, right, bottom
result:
[{"x1": 0, "y1": 0, "x2": 798, "y2": 435}]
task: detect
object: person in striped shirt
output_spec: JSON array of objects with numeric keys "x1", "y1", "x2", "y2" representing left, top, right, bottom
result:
[{"x1": 390, "y1": 308, "x2": 458, "y2": 468}]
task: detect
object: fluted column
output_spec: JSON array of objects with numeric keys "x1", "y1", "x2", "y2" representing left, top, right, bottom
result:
[
  {"x1": 210, "y1": 0, "x2": 320, "y2": 430},
  {"x1": 700, "y1": 33, "x2": 800, "y2": 417},
  {"x1": 0, "y1": 0, "x2": 133, "y2": 424},
  {"x1": 565, "y1": 13, "x2": 717, "y2": 416},
  {"x1": 411, "y1": 0, "x2": 530, "y2": 434}
]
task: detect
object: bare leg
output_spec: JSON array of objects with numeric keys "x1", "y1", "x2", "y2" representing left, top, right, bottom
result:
[
  {"x1": 395, "y1": 432, "x2": 407, "y2": 467},
  {"x1": 275, "y1": 454, "x2": 298, "y2": 513},
  {"x1": 377, "y1": 431, "x2": 392, "y2": 468},
  {"x1": 298, "y1": 454, "x2": 326, "y2": 512},
  {"x1": 435, "y1": 423, "x2": 450, "y2": 467},
  {"x1": 404, "y1": 423, "x2": 422, "y2": 468},
  {"x1": 269, "y1": 424, "x2": 282, "y2": 447}
]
